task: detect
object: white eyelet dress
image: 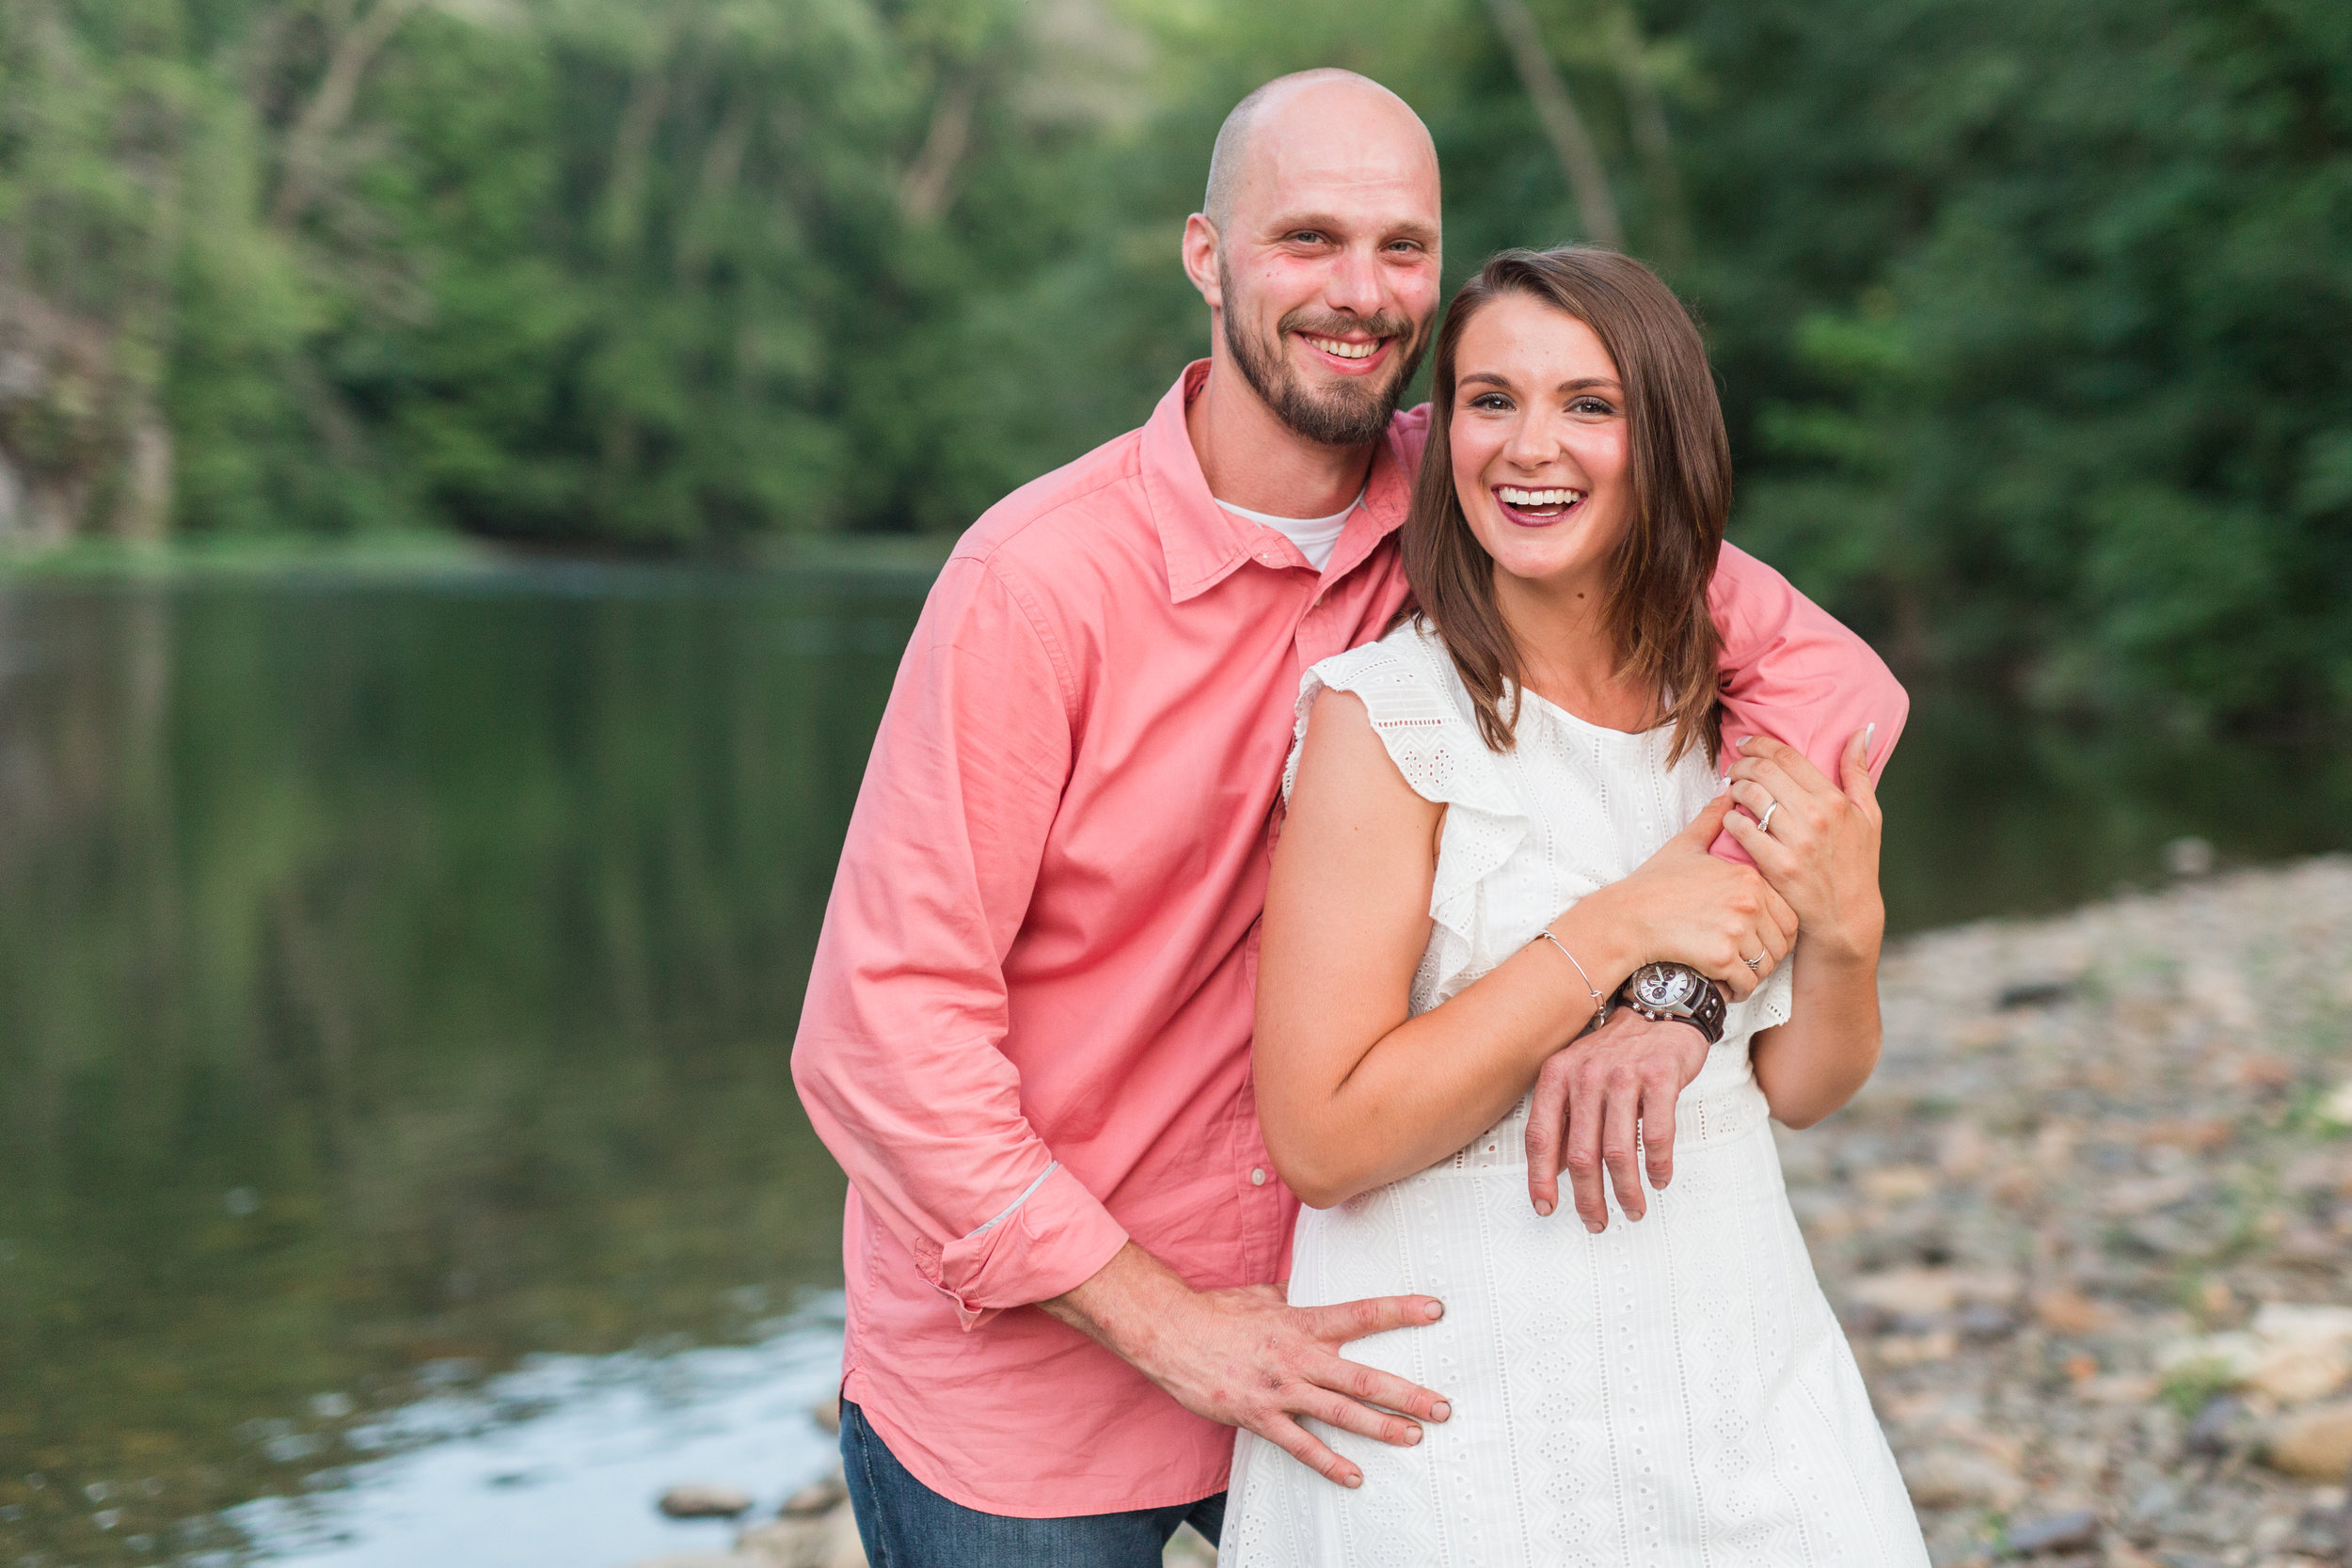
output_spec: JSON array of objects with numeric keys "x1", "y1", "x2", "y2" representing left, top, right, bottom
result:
[{"x1": 1220, "y1": 622, "x2": 1928, "y2": 1568}]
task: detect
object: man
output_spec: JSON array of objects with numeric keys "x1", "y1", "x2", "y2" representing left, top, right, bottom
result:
[{"x1": 793, "y1": 69, "x2": 1903, "y2": 1566}]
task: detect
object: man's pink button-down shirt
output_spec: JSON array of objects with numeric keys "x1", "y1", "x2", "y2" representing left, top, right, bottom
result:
[{"x1": 791, "y1": 362, "x2": 1907, "y2": 1518}]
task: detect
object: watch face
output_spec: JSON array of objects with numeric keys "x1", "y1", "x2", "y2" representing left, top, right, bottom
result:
[{"x1": 1632, "y1": 963, "x2": 1697, "y2": 1010}]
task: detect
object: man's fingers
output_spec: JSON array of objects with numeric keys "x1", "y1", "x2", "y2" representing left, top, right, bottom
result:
[
  {"x1": 1525, "y1": 1050, "x2": 1574, "y2": 1216},
  {"x1": 1603, "y1": 1077, "x2": 1646, "y2": 1222},
  {"x1": 1254, "y1": 1411, "x2": 1362, "y2": 1489},
  {"x1": 1643, "y1": 1072, "x2": 1679, "y2": 1191},
  {"x1": 1315, "y1": 1353, "x2": 1454, "y2": 1424},
  {"x1": 1295, "y1": 1385, "x2": 1423, "y2": 1449},
  {"x1": 1564, "y1": 1072, "x2": 1610, "y2": 1232},
  {"x1": 1302, "y1": 1292, "x2": 1446, "y2": 1343}
]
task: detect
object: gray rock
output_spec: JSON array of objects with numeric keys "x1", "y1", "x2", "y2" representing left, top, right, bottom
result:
[
  {"x1": 2000, "y1": 1509, "x2": 2097, "y2": 1556},
  {"x1": 780, "y1": 1476, "x2": 848, "y2": 1518},
  {"x1": 659, "y1": 1483, "x2": 755, "y2": 1519}
]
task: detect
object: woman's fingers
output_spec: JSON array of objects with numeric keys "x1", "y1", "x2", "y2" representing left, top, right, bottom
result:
[
  {"x1": 1733, "y1": 735, "x2": 1833, "y2": 795},
  {"x1": 1839, "y1": 725, "x2": 1883, "y2": 821},
  {"x1": 1602, "y1": 1073, "x2": 1646, "y2": 1221}
]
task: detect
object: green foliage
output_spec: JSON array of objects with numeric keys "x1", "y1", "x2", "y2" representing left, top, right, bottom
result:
[{"x1": 3, "y1": 0, "x2": 2349, "y2": 722}]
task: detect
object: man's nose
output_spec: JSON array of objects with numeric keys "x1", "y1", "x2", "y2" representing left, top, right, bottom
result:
[{"x1": 1323, "y1": 245, "x2": 1385, "y2": 317}]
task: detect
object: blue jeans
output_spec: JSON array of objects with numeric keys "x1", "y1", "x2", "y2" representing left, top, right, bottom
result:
[{"x1": 839, "y1": 1397, "x2": 1227, "y2": 1568}]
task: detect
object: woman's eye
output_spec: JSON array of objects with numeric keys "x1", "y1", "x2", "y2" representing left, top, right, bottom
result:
[
  {"x1": 1569, "y1": 397, "x2": 1617, "y2": 416},
  {"x1": 1468, "y1": 393, "x2": 1512, "y2": 411}
]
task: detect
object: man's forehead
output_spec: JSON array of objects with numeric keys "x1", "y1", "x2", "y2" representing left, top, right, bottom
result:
[{"x1": 1229, "y1": 85, "x2": 1438, "y2": 233}]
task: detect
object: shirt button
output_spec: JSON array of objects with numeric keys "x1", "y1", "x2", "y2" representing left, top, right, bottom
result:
[{"x1": 1250, "y1": 1167, "x2": 1268, "y2": 1186}]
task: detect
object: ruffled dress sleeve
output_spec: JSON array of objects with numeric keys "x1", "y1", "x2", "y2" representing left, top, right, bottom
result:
[{"x1": 1282, "y1": 626, "x2": 1530, "y2": 1010}]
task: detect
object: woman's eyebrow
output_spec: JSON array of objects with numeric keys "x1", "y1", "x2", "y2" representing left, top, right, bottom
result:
[
  {"x1": 1558, "y1": 377, "x2": 1623, "y2": 393},
  {"x1": 1459, "y1": 372, "x2": 1515, "y2": 388}
]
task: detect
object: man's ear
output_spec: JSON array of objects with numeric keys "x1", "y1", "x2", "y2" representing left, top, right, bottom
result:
[{"x1": 1181, "y1": 214, "x2": 1223, "y2": 308}]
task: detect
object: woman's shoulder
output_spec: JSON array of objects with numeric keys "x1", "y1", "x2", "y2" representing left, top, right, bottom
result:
[
  {"x1": 1285, "y1": 619, "x2": 1513, "y2": 814},
  {"x1": 1302, "y1": 618, "x2": 1463, "y2": 716}
]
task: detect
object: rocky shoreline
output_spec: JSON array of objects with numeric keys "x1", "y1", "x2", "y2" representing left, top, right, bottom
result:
[{"x1": 635, "y1": 854, "x2": 2352, "y2": 1568}]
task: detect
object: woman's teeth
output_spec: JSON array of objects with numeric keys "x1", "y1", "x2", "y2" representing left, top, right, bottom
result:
[
  {"x1": 1304, "y1": 335, "x2": 1378, "y2": 359},
  {"x1": 1497, "y1": 486, "x2": 1584, "y2": 509}
]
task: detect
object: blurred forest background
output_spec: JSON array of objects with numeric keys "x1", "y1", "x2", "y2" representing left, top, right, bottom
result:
[{"x1": 3, "y1": 0, "x2": 2350, "y2": 723}]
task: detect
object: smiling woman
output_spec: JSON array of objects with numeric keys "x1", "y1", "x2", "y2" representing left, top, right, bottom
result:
[{"x1": 1224, "y1": 245, "x2": 1925, "y2": 1568}]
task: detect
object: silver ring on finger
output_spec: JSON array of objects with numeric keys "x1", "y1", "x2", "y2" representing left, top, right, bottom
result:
[
  {"x1": 1742, "y1": 952, "x2": 1764, "y2": 973},
  {"x1": 1756, "y1": 799, "x2": 1781, "y2": 834}
]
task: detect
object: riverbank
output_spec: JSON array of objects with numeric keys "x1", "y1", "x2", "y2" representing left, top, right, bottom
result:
[
  {"x1": 1803, "y1": 851, "x2": 2352, "y2": 1566},
  {"x1": 639, "y1": 856, "x2": 2352, "y2": 1568},
  {"x1": 0, "y1": 531, "x2": 952, "y2": 588}
]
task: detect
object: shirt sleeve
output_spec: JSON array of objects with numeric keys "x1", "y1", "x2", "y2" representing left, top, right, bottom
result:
[
  {"x1": 791, "y1": 554, "x2": 1129, "y2": 1330},
  {"x1": 1708, "y1": 542, "x2": 1910, "y2": 865}
]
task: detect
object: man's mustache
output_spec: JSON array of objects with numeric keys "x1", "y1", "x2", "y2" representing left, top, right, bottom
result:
[{"x1": 1277, "y1": 309, "x2": 1420, "y2": 355}]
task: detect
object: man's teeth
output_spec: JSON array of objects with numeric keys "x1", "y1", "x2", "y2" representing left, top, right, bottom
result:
[
  {"x1": 1498, "y1": 487, "x2": 1584, "y2": 508},
  {"x1": 1305, "y1": 335, "x2": 1378, "y2": 359}
]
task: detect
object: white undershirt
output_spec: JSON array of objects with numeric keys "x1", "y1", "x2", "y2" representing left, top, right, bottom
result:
[{"x1": 1216, "y1": 486, "x2": 1365, "y2": 573}]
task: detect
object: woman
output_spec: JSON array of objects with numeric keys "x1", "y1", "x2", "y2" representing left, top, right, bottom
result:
[{"x1": 1220, "y1": 248, "x2": 1928, "y2": 1566}]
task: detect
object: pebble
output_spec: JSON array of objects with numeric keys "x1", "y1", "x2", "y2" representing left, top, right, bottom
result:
[
  {"x1": 658, "y1": 1484, "x2": 755, "y2": 1519},
  {"x1": 2001, "y1": 1507, "x2": 2099, "y2": 1554},
  {"x1": 2265, "y1": 1401, "x2": 2352, "y2": 1481}
]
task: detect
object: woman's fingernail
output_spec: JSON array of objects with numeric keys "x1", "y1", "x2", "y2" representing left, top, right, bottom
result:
[
  {"x1": 1586, "y1": 1218, "x2": 1605, "y2": 1233},
  {"x1": 1534, "y1": 1199, "x2": 1554, "y2": 1216},
  {"x1": 1431, "y1": 1401, "x2": 1452, "y2": 1421},
  {"x1": 1405, "y1": 1426, "x2": 1422, "y2": 1445},
  {"x1": 1424, "y1": 1299, "x2": 1445, "y2": 1321},
  {"x1": 1864, "y1": 721, "x2": 1876, "y2": 754},
  {"x1": 1344, "y1": 1471, "x2": 1363, "y2": 1488}
]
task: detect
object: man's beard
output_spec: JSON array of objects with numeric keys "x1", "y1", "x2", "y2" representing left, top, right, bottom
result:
[{"x1": 1219, "y1": 261, "x2": 1426, "y2": 448}]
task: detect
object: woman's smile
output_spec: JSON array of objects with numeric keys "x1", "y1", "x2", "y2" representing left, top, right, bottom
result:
[{"x1": 1491, "y1": 483, "x2": 1586, "y2": 525}]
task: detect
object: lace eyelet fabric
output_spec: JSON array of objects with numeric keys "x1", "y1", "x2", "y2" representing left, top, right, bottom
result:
[{"x1": 1226, "y1": 623, "x2": 1928, "y2": 1568}]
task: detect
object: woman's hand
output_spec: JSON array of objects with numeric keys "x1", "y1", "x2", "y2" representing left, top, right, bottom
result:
[
  {"x1": 1579, "y1": 795, "x2": 1799, "y2": 1000},
  {"x1": 1722, "y1": 729, "x2": 1884, "y2": 967}
]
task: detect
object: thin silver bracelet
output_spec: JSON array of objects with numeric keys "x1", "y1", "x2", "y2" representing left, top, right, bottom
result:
[{"x1": 1531, "y1": 928, "x2": 1609, "y2": 1028}]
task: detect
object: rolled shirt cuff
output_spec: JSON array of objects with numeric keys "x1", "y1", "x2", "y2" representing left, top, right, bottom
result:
[{"x1": 921, "y1": 1163, "x2": 1131, "y2": 1331}]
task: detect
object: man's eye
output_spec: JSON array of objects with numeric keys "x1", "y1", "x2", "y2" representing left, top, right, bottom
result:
[{"x1": 1289, "y1": 230, "x2": 1328, "y2": 245}]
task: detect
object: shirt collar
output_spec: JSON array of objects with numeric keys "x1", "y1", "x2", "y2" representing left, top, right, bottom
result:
[{"x1": 1139, "y1": 360, "x2": 1416, "y2": 604}]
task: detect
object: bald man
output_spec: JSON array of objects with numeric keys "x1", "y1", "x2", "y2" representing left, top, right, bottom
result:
[{"x1": 793, "y1": 70, "x2": 1900, "y2": 1565}]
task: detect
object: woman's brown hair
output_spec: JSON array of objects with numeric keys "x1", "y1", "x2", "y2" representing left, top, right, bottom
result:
[{"x1": 1401, "y1": 245, "x2": 1729, "y2": 765}]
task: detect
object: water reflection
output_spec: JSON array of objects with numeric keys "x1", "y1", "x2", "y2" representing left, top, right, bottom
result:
[
  {"x1": 0, "y1": 576, "x2": 914, "y2": 1566},
  {"x1": 0, "y1": 572, "x2": 2345, "y2": 1567}
]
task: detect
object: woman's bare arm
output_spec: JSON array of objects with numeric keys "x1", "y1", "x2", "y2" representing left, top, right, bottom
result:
[
  {"x1": 1256, "y1": 689, "x2": 1796, "y2": 1209},
  {"x1": 1724, "y1": 730, "x2": 1887, "y2": 1127}
]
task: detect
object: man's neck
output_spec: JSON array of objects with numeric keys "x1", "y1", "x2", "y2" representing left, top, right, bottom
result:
[{"x1": 1184, "y1": 353, "x2": 1376, "y2": 520}]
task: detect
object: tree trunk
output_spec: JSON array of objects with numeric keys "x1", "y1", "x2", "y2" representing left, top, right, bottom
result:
[{"x1": 1482, "y1": 0, "x2": 1623, "y2": 250}]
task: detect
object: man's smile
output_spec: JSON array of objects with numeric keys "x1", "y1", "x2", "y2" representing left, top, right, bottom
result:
[{"x1": 1295, "y1": 332, "x2": 1392, "y2": 374}]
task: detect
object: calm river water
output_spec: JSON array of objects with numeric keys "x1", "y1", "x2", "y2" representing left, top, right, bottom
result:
[{"x1": 2, "y1": 570, "x2": 2347, "y2": 1567}]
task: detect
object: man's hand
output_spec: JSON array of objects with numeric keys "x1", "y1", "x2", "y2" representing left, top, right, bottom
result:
[
  {"x1": 1041, "y1": 1243, "x2": 1449, "y2": 1488},
  {"x1": 1526, "y1": 1007, "x2": 1711, "y2": 1229}
]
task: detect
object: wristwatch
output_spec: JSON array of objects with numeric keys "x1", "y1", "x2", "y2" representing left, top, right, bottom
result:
[{"x1": 1616, "y1": 961, "x2": 1728, "y2": 1045}]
